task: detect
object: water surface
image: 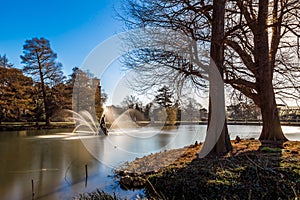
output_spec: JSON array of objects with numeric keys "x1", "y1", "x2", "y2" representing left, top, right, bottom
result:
[{"x1": 0, "y1": 125, "x2": 299, "y2": 199}]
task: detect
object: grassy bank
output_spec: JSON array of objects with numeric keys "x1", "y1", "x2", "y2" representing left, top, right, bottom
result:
[{"x1": 114, "y1": 139, "x2": 300, "y2": 199}]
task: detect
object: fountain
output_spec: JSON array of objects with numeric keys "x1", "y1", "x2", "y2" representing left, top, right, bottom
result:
[
  {"x1": 68, "y1": 110, "x2": 102, "y2": 135},
  {"x1": 68, "y1": 108, "x2": 145, "y2": 136}
]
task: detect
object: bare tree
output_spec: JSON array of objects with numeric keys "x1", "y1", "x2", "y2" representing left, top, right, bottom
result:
[
  {"x1": 120, "y1": 0, "x2": 232, "y2": 155},
  {"x1": 120, "y1": 0, "x2": 211, "y2": 94},
  {"x1": 121, "y1": 95, "x2": 142, "y2": 109},
  {"x1": 223, "y1": 0, "x2": 300, "y2": 141},
  {"x1": 206, "y1": 0, "x2": 232, "y2": 155},
  {"x1": 120, "y1": 0, "x2": 300, "y2": 143}
]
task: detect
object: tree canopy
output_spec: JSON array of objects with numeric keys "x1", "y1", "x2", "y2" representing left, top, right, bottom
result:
[{"x1": 0, "y1": 67, "x2": 34, "y2": 122}]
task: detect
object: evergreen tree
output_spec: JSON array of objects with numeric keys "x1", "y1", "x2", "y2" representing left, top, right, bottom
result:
[
  {"x1": 21, "y1": 37, "x2": 65, "y2": 125},
  {"x1": 154, "y1": 86, "x2": 173, "y2": 108},
  {"x1": 154, "y1": 86, "x2": 180, "y2": 125},
  {"x1": 94, "y1": 78, "x2": 104, "y2": 120}
]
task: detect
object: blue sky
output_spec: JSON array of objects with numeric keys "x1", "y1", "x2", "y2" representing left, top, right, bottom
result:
[
  {"x1": 0, "y1": 0, "x2": 123, "y2": 76},
  {"x1": 0, "y1": 0, "x2": 207, "y2": 106}
]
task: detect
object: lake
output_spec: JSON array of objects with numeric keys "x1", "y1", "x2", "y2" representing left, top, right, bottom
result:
[{"x1": 1, "y1": 125, "x2": 300, "y2": 200}]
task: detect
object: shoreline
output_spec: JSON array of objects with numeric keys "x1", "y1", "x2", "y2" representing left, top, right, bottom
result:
[
  {"x1": 2, "y1": 120, "x2": 300, "y2": 132},
  {"x1": 0, "y1": 122, "x2": 75, "y2": 131},
  {"x1": 108, "y1": 120, "x2": 300, "y2": 126},
  {"x1": 115, "y1": 139, "x2": 300, "y2": 199}
]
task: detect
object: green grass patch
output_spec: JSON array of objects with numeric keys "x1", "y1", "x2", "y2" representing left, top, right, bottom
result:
[{"x1": 260, "y1": 147, "x2": 282, "y2": 153}]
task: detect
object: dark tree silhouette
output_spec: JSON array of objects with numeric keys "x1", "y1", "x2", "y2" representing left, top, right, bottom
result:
[
  {"x1": 154, "y1": 86, "x2": 174, "y2": 108},
  {"x1": 207, "y1": 0, "x2": 232, "y2": 155},
  {"x1": 223, "y1": 0, "x2": 300, "y2": 141}
]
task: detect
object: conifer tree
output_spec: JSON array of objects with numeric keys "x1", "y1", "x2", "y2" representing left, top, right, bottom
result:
[{"x1": 21, "y1": 37, "x2": 65, "y2": 125}]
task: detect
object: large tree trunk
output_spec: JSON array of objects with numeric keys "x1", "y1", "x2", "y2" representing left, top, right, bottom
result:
[
  {"x1": 41, "y1": 77, "x2": 50, "y2": 126},
  {"x1": 37, "y1": 58, "x2": 50, "y2": 126},
  {"x1": 255, "y1": 0, "x2": 287, "y2": 142},
  {"x1": 207, "y1": 99, "x2": 232, "y2": 156},
  {"x1": 258, "y1": 70, "x2": 286, "y2": 141},
  {"x1": 259, "y1": 87, "x2": 286, "y2": 141},
  {"x1": 205, "y1": 0, "x2": 232, "y2": 156}
]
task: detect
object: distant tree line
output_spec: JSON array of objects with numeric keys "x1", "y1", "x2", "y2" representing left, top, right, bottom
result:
[
  {"x1": 0, "y1": 38, "x2": 106, "y2": 125},
  {"x1": 110, "y1": 86, "x2": 205, "y2": 125}
]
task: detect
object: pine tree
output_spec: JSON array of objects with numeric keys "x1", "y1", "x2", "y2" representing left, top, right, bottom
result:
[
  {"x1": 21, "y1": 38, "x2": 65, "y2": 125},
  {"x1": 154, "y1": 86, "x2": 173, "y2": 108}
]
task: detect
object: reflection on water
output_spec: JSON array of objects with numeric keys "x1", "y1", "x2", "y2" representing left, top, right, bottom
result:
[
  {"x1": 0, "y1": 129, "x2": 137, "y2": 200},
  {"x1": 0, "y1": 125, "x2": 299, "y2": 199}
]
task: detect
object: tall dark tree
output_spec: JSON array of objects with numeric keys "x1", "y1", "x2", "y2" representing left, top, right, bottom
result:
[
  {"x1": 94, "y1": 78, "x2": 106, "y2": 120},
  {"x1": 223, "y1": 0, "x2": 300, "y2": 141},
  {"x1": 207, "y1": 0, "x2": 232, "y2": 155},
  {"x1": 153, "y1": 86, "x2": 180, "y2": 125},
  {"x1": 21, "y1": 37, "x2": 65, "y2": 125},
  {"x1": 255, "y1": 0, "x2": 282, "y2": 141},
  {"x1": 154, "y1": 86, "x2": 174, "y2": 108}
]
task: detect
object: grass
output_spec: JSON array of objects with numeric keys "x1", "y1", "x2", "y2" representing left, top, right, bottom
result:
[
  {"x1": 260, "y1": 146, "x2": 282, "y2": 153},
  {"x1": 115, "y1": 139, "x2": 300, "y2": 200}
]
